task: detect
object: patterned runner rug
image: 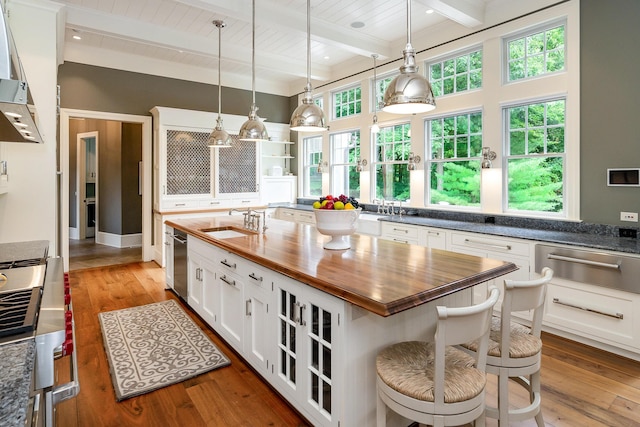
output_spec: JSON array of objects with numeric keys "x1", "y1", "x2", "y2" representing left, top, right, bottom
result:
[{"x1": 99, "y1": 299, "x2": 230, "y2": 401}]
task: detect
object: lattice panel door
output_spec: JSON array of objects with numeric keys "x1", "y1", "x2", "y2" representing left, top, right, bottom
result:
[
  {"x1": 165, "y1": 130, "x2": 211, "y2": 195},
  {"x1": 217, "y1": 136, "x2": 258, "y2": 194}
]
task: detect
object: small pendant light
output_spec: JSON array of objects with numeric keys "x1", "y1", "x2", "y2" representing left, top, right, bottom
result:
[
  {"x1": 371, "y1": 54, "x2": 380, "y2": 134},
  {"x1": 289, "y1": 0, "x2": 327, "y2": 132},
  {"x1": 208, "y1": 20, "x2": 233, "y2": 147},
  {"x1": 382, "y1": 0, "x2": 436, "y2": 115},
  {"x1": 239, "y1": 0, "x2": 269, "y2": 142}
]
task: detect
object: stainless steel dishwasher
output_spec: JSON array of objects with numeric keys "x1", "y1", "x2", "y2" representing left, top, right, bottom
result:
[{"x1": 172, "y1": 228, "x2": 188, "y2": 300}]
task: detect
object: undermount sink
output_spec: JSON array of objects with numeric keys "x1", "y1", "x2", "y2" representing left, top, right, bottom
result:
[{"x1": 200, "y1": 226, "x2": 256, "y2": 239}]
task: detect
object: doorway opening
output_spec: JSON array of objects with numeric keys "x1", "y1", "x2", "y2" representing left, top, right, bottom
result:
[{"x1": 60, "y1": 109, "x2": 153, "y2": 272}]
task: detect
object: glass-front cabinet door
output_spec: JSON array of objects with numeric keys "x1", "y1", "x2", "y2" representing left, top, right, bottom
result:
[{"x1": 275, "y1": 277, "x2": 343, "y2": 427}]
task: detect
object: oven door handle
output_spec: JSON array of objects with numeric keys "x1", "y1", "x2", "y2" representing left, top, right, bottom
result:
[{"x1": 52, "y1": 315, "x2": 80, "y2": 405}]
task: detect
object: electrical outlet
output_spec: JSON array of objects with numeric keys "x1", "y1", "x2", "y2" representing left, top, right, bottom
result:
[{"x1": 620, "y1": 212, "x2": 639, "y2": 222}]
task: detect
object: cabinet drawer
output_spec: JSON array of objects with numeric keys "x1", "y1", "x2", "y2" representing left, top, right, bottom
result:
[
  {"x1": 381, "y1": 223, "x2": 419, "y2": 239},
  {"x1": 217, "y1": 251, "x2": 244, "y2": 274},
  {"x1": 544, "y1": 280, "x2": 638, "y2": 350},
  {"x1": 277, "y1": 208, "x2": 297, "y2": 221},
  {"x1": 296, "y1": 211, "x2": 316, "y2": 224},
  {"x1": 243, "y1": 263, "x2": 271, "y2": 290},
  {"x1": 450, "y1": 232, "x2": 530, "y2": 257},
  {"x1": 199, "y1": 199, "x2": 232, "y2": 208},
  {"x1": 162, "y1": 199, "x2": 199, "y2": 209}
]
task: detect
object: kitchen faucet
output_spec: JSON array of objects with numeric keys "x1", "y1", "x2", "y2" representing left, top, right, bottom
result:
[{"x1": 229, "y1": 208, "x2": 267, "y2": 233}]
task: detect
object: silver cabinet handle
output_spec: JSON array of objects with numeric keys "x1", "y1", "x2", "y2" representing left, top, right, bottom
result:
[
  {"x1": 195, "y1": 267, "x2": 202, "y2": 281},
  {"x1": 464, "y1": 238, "x2": 511, "y2": 251},
  {"x1": 246, "y1": 299, "x2": 252, "y2": 316},
  {"x1": 294, "y1": 301, "x2": 306, "y2": 326},
  {"x1": 175, "y1": 203, "x2": 186, "y2": 207},
  {"x1": 552, "y1": 298, "x2": 623, "y2": 319},
  {"x1": 220, "y1": 259, "x2": 236, "y2": 269},
  {"x1": 547, "y1": 253, "x2": 621, "y2": 270},
  {"x1": 249, "y1": 272, "x2": 263, "y2": 282},
  {"x1": 393, "y1": 228, "x2": 409, "y2": 233},
  {"x1": 392, "y1": 238, "x2": 409, "y2": 244},
  {"x1": 220, "y1": 275, "x2": 236, "y2": 287}
]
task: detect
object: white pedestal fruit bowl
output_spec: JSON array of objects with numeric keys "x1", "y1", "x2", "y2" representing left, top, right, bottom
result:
[{"x1": 313, "y1": 208, "x2": 362, "y2": 250}]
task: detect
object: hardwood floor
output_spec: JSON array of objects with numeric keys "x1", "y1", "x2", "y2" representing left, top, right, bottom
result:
[
  {"x1": 56, "y1": 261, "x2": 640, "y2": 427},
  {"x1": 68, "y1": 238, "x2": 142, "y2": 270}
]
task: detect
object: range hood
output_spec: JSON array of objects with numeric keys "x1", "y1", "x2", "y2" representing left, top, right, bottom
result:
[{"x1": 0, "y1": 3, "x2": 43, "y2": 144}]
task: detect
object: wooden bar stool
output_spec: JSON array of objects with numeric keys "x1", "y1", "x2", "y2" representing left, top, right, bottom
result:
[
  {"x1": 376, "y1": 287, "x2": 500, "y2": 427},
  {"x1": 461, "y1": 268, "x2": 553, "y2": 427}
]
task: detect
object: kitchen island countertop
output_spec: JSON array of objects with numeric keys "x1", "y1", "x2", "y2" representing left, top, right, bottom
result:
[{"x1": 167, "y1": 215, "x2": 518, "y2": 317}]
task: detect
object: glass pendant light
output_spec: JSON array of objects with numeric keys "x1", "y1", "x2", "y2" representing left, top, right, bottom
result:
[
  {"x1": 289, "y1": 0, "x2": 327, "y2": 132},
  {"x1": 382, "y1": 0, "x2": 436, "y2": 115},
  {"x1": 208, "y1": 20, "x2": 233, "y2": 147},
  {"x1": 371, "y1": 54, "x2": 380, "y2": 134},
  {"x1": 239, "y1": 0, "x2": 269, "y2": 142}
]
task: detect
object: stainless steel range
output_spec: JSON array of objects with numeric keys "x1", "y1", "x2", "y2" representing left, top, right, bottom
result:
[{"x1": 0, "y1": 242, "x2": 79, "y2": 427}]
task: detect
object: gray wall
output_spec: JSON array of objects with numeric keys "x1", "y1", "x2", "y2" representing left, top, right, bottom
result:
[
  {"x1": 581, "y1": 0, "x2": 640, "y2": 225},
  {"x1": 58, "y1": 62, "x2": 292, "y2": 123},
  {"x1": 68, "y1": 119, "x2": 142, "y2": 235}
]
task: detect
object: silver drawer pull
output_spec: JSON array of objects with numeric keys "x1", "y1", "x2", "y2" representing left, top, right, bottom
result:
[
  {"x1": 552, "y1": 298, "x2": 623, "y2": 319},
  {"x1": 464, "y1": 238, "x2": 511, "y2": 251},
  {"x1": 392, "y1": 239, "x2": 409, "y2": 244},
  {"x1": 246, "y1": 299, "x2": 252, "y2": 316},
  {"x1": 249, "y1": 272, "x2": 263, "y2": 282},
  {"x1": 393, "y1": 228, "x2": 409, "y2": 233},
  {"x1": 220, "y1": 259, "x2": 236, "y2": 269},
  {"x1": 427, "y1": 231, "x2": 440, "y2": 236},
  {"x1": 547, "y1": 253, "x2": 621, "y2": 270},
  {"x1": 220, "y1": 275, "x2": 236, "y2": 287}
]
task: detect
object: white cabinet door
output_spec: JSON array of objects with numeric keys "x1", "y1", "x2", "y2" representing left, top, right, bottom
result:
[
  {"x1": 274, "y1": 276, "x2": 343, "y2": 427},
  {"x1": 164, "y1": 226, "x2": 174, "y2": 289},
  {"x1": 187, "y1": 252, "x2": 204, "y2": 317},
  {"x1": 242, "y1": 264, "x2": 273, "y2": 374},
  {"x1": 419, "y1": 227, "x2": 447, "y2": 249},
  {"x1": 217, "y1": 270, "x2": 245, "y2": 353}
]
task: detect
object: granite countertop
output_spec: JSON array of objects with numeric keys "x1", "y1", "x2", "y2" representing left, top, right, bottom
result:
[
  {"x1": 0, "y1": 339, "x2": 36, "y2": 427},
  {"x1": 271, "y1": 203, "x2": 640, "y2": 255},
  {"x1": 0, "y1": 240, "x2": 49, "y2": 263}
]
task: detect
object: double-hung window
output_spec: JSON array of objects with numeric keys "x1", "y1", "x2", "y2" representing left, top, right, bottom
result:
[
  {"x1": 426, "y1": 111, "x2": 483, "y2": 207},
  {"x1": 330, "y1": 131, "x2": 360, "y2": 198},
  {"x1": 302, "y1": 135, "x2": 323, "y2": 197},
  {"x1": 372, "y1": 123, "x2": 411, "y2": 202},
  {"x1": 332, "y1": 85, "x2": 361, "y2": 119},
  {"x1": 504, "y1": 98, "x2": 566, "y2": 214}
]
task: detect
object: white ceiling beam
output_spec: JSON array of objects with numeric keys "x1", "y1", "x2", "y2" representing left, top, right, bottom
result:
[
  {"x1": 62, "y1": 5, "x2": 331, "y2": 80},
  {"x1": 418, "y1": 0, "x2": 485, "y2": 28},
  {"x1": 176, "y1": 0, "x2": 394, "y2": 59}
]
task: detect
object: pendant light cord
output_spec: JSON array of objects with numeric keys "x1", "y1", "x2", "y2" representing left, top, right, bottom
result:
[
  {"x1": 372, "y1": 54, "x2": 378, "y2": 113},
  {"x1": 217, "y1": 21, "x2": 223, "y2": 119},
  {"x1": 251, "y1": 0, "x2": 256, "y2": 105},
  {"x1": 406, "y1": 0, "x2": 412, "y2": 48},
  {"x1": 306, "y1": 0, "x2": 311, "y2": 87}
]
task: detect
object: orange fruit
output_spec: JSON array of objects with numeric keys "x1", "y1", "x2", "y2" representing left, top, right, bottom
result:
[{"x1": 344, "y1": 202, "x2": 354, "y2": 210}]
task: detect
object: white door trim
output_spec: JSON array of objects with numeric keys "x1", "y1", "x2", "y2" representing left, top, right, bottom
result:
[{"x1": 60, "y1": 108, "x2": 153, "y2": 272}]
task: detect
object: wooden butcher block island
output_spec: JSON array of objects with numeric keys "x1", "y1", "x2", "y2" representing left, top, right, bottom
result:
[{"x1": 166, "y1": 215, "x2": 517, "y2": 426}]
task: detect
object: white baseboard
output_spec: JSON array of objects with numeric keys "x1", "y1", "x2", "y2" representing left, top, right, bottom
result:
[
  {"x1": 69, "y1": 227, "x2": 79, "y2": 240},
  {"x1": 96, "y1": 232, "x2": 142, "y2": 248}
]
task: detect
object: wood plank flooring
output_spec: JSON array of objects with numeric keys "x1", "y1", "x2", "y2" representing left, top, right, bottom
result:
[{"x1": 56, "y1": 261, "x2": 640, "y2": 427}]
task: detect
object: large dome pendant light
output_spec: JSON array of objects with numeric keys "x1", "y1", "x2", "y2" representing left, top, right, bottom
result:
[
  {"x1": 382, "y1": 0, "x2": 436, "y2": 115},
  {"x1": 239, "y1": 0, "x2": 269, "y2": 142},
  {"x1": 371, "y1": 54, "x2": 380, "y2": 134},
  {"x1": 289, "y1": 0, "x2": 327, "y2": 132},
  {"x1": 208, "y1": 20, "x2": 233, "y2": 147}
]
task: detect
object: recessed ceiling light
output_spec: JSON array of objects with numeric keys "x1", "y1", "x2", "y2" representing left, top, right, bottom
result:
[
  {"x1": 72, "y1": 29, "x2": 82, "y2": 40},
  {"x1": 350, "y1": 21, "x2": 365, "y2": 29},
  {"x1": 426, "y1": 9, "x2": 434, "y2": 14},
  {"x1": 324, "y1": 56, "x2": 330, "y2": 60}
]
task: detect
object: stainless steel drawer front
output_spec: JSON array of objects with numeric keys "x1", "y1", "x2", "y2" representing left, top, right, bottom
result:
[{"x1": 535, "y1": 244, "x2": 640, "y2": 293}]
